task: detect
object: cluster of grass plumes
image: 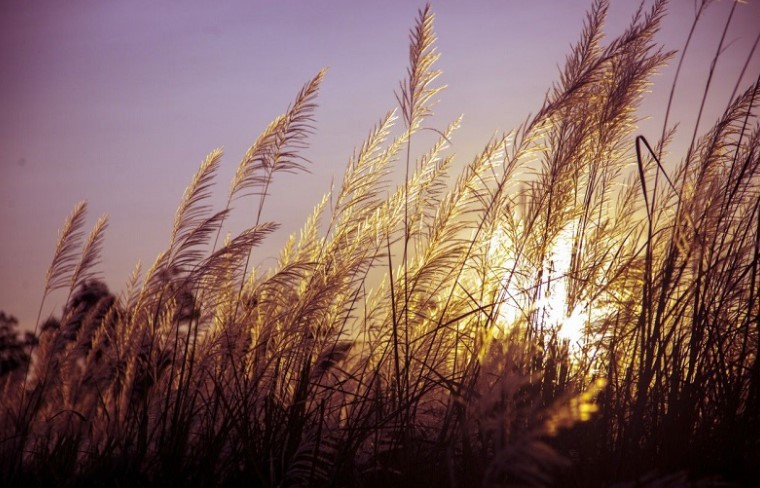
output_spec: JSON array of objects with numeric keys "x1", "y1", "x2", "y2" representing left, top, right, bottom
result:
[{"x1": 2, "y1": 1, "x2": 759, "y2": 486}]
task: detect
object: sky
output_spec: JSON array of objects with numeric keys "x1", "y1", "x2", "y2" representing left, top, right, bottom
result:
[{"x1": 1, "y1": 0, "x2": 759, "y2": 331}]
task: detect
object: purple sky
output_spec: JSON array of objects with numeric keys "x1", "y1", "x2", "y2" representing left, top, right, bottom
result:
[{"x1": 1, "y1": 0, "x2": 759, "y2": 330}]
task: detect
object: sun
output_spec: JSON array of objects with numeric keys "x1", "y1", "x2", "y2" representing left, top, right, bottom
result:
[
  {"x1": 490, "y1": 220, "x2": 611, "y2": 350},
  {"x1": 541, "y1": 223, "x2": 585, "y2": 346}
]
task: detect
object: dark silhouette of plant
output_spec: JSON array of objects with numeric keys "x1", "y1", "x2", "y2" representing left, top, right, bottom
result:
[{"x1": 0, "y1": 311, "x2": 37, "y2": 378}]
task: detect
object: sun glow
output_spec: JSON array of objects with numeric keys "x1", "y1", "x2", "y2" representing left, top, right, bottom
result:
[
  {"x1": 540, "y1": 221, "x2": 617, "y2": 352},
  {"x1": 490, "y1": 221, "x2": 612, "y2": 351},
  {"x1": 540, "y1": 223, "x2": 585, "y2": 346}
]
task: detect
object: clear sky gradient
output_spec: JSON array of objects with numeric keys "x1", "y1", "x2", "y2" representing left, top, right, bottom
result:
[{"x1": 1, "y1": 0, "x2": 759, "y2": 330}]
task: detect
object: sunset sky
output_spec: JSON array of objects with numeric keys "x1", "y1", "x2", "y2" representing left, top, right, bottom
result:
[{"x1": 2, "y1": 0, "x2": 759, "y2": 330}]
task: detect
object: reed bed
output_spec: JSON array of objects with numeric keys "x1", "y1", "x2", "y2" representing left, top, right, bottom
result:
[{"x1": 1, "y1": 1, "x2": 759, "y2": 486}]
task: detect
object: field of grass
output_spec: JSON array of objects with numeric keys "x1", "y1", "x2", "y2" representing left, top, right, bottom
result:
[{"x1": 2, "y1": 1, "x2": 759, "y2": 486}]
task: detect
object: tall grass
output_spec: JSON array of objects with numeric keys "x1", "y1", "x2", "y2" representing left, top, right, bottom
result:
[{"x1": 2, "y1": 0, "x2": 759, "y2": 486}]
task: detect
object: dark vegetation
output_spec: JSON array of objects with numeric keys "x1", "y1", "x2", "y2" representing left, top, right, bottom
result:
[
  {"x1": 2, "y1": 1, "x2": 759, "y2": 485},
  {"x1": 0, "y1": 312, "x2": 36, "y2": 379}
]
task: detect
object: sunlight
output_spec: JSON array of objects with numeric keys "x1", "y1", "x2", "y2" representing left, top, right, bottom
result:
[
  {"x1": 489, "y1": 227, "x2": 524, "y2": 338},
  {"x1": 491, "y1": 220, "x2": 612, "y2": 350},
  {"x1": 541, "y1": 223, "x2": 585, "y2": 346},
  {"x1": 539, "y1": 222, "x2": 614, "y2": 350},
  {"x1": 488, "y1": 223, "x2": 586, "y2": 343}
]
